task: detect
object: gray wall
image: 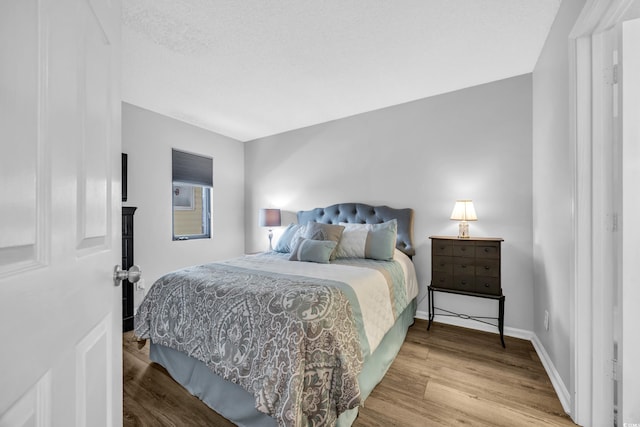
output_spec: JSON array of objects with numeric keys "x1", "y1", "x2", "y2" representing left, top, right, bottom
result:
[
  {"x1": 122, "y1": 103, "x2": 245, "y2": 308},
  {"x1": 245, "y1": 75, "x2": 534, "y2": 331},
  {"x1": 532, "y1": 0, "x2": 585, "y2": 394}
]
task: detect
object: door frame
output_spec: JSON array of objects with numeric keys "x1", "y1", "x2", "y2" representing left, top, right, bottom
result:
[{"x1": 568, "y1": 0, "x2": 636, "y2": 425}]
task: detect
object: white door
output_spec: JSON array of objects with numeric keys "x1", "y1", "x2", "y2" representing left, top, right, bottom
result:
[{"x1": 0, "y1": 0, "x2": 122, "y2": 426}]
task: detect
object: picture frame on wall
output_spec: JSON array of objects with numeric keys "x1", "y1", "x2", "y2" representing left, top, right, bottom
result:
[
  {"x1": 172, "y1": 185, "x2": 194, "y2": 210},
  {"x1": 122, "y1": 153, "x2": 128, "y2": 202}
]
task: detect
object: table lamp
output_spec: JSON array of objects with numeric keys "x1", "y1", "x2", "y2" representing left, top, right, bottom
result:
[
  {"x1": 450, "y1": 200, "x2": 477, "y2": 239},
  {"x1": 259, "y1": 208, "x2": 281, "y2": 250}
]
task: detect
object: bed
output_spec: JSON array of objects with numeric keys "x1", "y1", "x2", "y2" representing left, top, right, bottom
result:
[{"x1": 134, "y1": 203, "x2": 417, "y2": 427}]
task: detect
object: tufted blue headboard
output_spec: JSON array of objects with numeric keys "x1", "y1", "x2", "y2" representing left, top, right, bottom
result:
[{"x1": 297, "y1": 203, "x2": 415, "y2": 258}]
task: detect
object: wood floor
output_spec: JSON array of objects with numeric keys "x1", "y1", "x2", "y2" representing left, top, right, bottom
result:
[{"x1": 123, "y1": 320, "x2": 578, "y2": 426}]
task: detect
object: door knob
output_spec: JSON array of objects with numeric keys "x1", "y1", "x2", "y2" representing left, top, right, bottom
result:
[{"x1": 113, "y1": 264, "x2": 141, "y2": 286}]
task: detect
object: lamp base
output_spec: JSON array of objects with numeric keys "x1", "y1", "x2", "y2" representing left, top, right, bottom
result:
[
  {"x1": 268, "y1": 229, "x2": 273, "y2": 251},
  {"x1": 458, "y1": 221, "x2": 470, "y2": 239}
]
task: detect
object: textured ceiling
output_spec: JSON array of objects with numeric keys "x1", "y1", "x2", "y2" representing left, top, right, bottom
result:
[{"x1": 122, "y1": 0, "x2": 561, "y2": 142}]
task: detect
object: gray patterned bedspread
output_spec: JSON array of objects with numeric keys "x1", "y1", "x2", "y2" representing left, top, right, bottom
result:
[{"x1": 134, "y1": 261, "x2": 366, "y2": 427}]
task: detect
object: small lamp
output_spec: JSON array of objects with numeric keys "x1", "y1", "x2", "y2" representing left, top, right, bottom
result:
[
  {"x1": 259, "y1": 208, "x2": 281, "y2": 250},
  {"x1": 450, "y1": 200, "x2": 477, "y2": 239}
]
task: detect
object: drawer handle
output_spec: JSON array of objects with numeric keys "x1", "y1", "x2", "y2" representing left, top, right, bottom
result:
[
  {"x1": 440, "y1": 263, "x2": 445, "y2": 267},
  {"x1": 484, "y1": 283, "x2": 490, "y2": 288},
  {"x1": 461, "y1": 281, "x2": 467, "y2": 285},
  {"x1": 484, "y1": 248, "x2": 490, "y2": 252},
  {"x1": 485, "y1": 266, "x2": 490, "y2": 270},
  {"x1": 461, "y1": 265, "x2": 467, "y2": 269},
  {"x1": 461, "y1": 248, "x2": 467, "y2": 251}
]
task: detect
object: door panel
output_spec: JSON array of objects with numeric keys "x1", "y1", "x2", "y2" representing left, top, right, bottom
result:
[
  {"x1": 0, "y1": 372, "x2": 51, "y2": 427},
  {"x1": 0, "y1": 0, "x2": 47, "y2": 275},
  {"x1": 77, "y1": 0, "x2": 112, "y2": 253},
  {"x1": 75, "y1": 315, "x2": 113, "y2": 427},
  {"x1": 0, "y1": 0, "x2": 122, "y2": 425}
]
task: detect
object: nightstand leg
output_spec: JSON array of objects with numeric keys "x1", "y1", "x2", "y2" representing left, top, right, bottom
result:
[
  {"x1": 427, "y1": 286, "x2": 434, "y2": 330},
  {"x1": 499, "y1": 295, "x2": 505, "y2": 348}
]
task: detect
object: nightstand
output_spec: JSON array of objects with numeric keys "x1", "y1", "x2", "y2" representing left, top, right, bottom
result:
[{"x1": 428, "y1": 235, "x2": 505, "y2": 347}]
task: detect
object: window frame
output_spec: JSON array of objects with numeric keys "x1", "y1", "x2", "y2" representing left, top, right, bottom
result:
[{"x1": 171, "y1": 149, "x2": 213, "y2": 241}]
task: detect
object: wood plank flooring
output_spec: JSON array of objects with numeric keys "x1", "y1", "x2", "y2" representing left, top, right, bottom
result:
[{"x1": 123, "y1": 320, "x2": 578, "y2": 426}]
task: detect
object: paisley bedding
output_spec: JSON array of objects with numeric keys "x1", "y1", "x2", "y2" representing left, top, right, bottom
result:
[{"x1": 134, "y1": 251, "x2": 417, "y2": 427}]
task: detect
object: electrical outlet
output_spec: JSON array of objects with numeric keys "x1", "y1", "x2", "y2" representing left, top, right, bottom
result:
[{"x1": 544, "y1": 310, "x2": 550, "y2": 331}]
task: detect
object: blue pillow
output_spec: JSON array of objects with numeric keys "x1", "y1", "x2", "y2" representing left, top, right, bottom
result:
[
  {"x1": 288, "y1": 238, "x2": 338, "y2": 264},
  {"x1": 274, "y1": 223, "x2": 305, "y2": 253}
]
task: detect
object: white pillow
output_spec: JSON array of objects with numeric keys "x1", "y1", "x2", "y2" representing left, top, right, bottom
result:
[
  {"x1": 334, "y1": 219, "x2": 397, "y2": 260},
  {"x1": 334, "y1": 224, "x2": 370, "y2": 258}
]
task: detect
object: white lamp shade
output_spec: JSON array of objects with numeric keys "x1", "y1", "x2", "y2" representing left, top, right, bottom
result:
[{"x1": 450, "y1": 200, "x2": 478, "y2": 221}]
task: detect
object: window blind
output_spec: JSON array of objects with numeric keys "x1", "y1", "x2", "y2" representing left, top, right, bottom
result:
[{"x1": 172, "y1": 149, "x2": 213, "y2": 187}]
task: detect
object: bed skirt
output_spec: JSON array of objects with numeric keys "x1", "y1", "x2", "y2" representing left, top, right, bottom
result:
[{"x1": 149, "y1": 298, "x2": 417, "y2": 427}]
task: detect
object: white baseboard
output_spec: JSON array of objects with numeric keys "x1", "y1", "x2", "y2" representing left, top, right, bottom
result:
[
  {"x1": 415, "y1": 310, "x2": 571, "y2": 416},
  {"x1": 530, "y1": 333, "x2": 571, "y2": 415}
]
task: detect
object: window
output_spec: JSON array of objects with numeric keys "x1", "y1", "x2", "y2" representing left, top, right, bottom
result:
[{"x1": 172, "y1": 149, "x2": 213, "y2": 240}]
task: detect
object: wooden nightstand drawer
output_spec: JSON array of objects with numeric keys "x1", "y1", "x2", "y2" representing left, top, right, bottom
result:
[
  {"x1": 453, "y1": 257, "x2": 474, "y2": 275},
  {"x1": 432, "y1": 256, "x2": 453, "y2": 273},
  {"x1": 475, "y1": 259, "x2": 499, "y2": 277},
  {"x1": 432, "y1": 271, "x2": 454, "y2": 288},
  {"x1": 452, "y1": 241, "x2": 474, "y2": 257},
  {"x1": 452, "y1": 275, "x2": 475, "y2": 292},
  {"x1": 476, "y1": 243, "x2": 500, "y2": 259},
  {"x1": 432, "y1": 240, "x2": 453, "y2": 256},
  {"x1": 475, "y1": 276, "x2": 501, "y2": 295}
]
